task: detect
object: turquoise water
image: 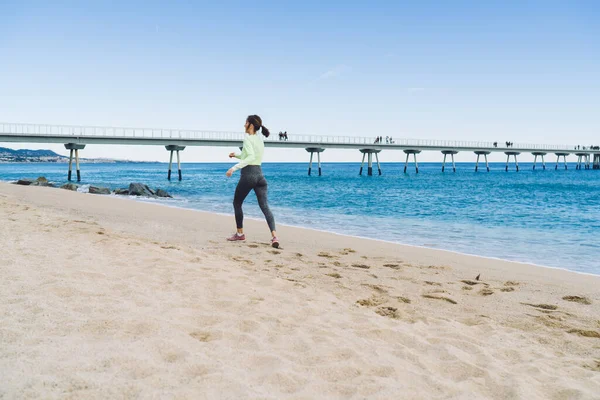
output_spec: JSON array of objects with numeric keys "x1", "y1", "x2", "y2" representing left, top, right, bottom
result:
[{"x1": 1, "y1": 162, "x2": 599, "y2": 275}]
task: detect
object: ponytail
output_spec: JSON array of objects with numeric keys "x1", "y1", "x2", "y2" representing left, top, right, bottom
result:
[
  {"x1": 261, "y1": 125, "x2": 270, "y2": 138},
  {"x1": 246, "y1": 114, "x2": 270, "y2": 137}
]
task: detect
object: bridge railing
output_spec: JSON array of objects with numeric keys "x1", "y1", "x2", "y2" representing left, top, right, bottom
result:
[
  {"x1": 0, "y1": 122, "x2": 578, "y2": 151},
  {"x1": 271, "y1": 135, "x2": 575, "y2": 150}
]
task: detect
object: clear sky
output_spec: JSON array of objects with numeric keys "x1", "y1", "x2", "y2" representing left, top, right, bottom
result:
[{"x1": 1, "y1": 0, "x2": 598, "y2": 162}]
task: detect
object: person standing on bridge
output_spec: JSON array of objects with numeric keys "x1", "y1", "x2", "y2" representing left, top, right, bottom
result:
[{"x1": 226, "y1": 115, "x2": 279, "y2": 248}]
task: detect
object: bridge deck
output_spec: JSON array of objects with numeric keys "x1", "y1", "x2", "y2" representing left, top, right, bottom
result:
[{"x1": 1, "y1": 122, "x2": 598, "y2": 155}]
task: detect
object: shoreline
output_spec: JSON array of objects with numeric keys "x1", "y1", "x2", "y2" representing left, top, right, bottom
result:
[
  {"x1": 1, "y1": 179, "x2": 598, "y2": 277},
  {"x1": 142, "y1": 199, "x2": 600, "y2": 278},
  {"x1": 90, "y1": 187, "x2": 600, "y2": 278},
  {"x1": 2, "y1": 181, "x2": 599, "y2": 288}
]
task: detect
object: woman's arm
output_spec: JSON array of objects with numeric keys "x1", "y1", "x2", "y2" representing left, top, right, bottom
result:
[{"x1": 231, "y1": 138, "x2": 256, "y2": 172}]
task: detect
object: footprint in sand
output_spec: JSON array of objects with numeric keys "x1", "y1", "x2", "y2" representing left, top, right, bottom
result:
[
  {"x1": 376, "y1": 306, "x2": 400, "y2": 319},
  {"x1": 356, "y1": 296, "x2": 385, "y2": 307},
  {"x1": 383, "y1": 263, "x2": 401, "y2": 269},
  {"x1": 231, "y1": 256, "x2": 254, "y2": 265},
  {"x1": 325, "y1": 273, "x2": 342, "y2": 279},
  {"x1": 268, "y1": 250, "x2": 281, "y2": 255},
  {"x1": 247, "y1": 244, "x2": 259, "y2": 248},
  {"x1": 395, "y1": 296, "x2": 411, "y2": 304},
  {"x1": 362, "y1": 284, "x2": 387, "y2": 294},
  {"x1": 190, "y1": 331, "x2": 216, "y2": 342},
  {"x1": 339, "y1": 248, "x2": 356, "y2": 255},
  {"x1": 461, "y1": 279, "x2": 489, "y2": 287},
  {"x1": 562, "y1": 296, "x2": 592, "y2": 305},
  {"x1": 318, "y1": 252, "x2": 337, "y2": 258},
  {"x1": 530, "y1": 314, "x2": 568, "y2": 329},
  {"x1": 422, "y1": 294, "x2": 457, "y2": 304},
  {"x1": 500, "y1": 281, "x2": 519, "y2": 292},
  {"x1": 351, "y1": 263, "x2": 370, "y2": 269},
  {"x1": 161, "y1": 245, "x2": 179, "y2": 250},
  {"x1": 424, "y1": 281, "x2": 442, "y2": 286},
  {"x1": 479, "y1": 288, "x2": 494, "y2": 296},
  {"x1": 567, "y1": 329, "x2": 600, "y2": 339},
  {"x1": 522, "y1": 303, "x2": 558, "y2": 311}
]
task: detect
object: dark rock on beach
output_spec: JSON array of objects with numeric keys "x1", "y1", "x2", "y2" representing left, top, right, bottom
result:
[
  {"x1": 113, "y1": 184, "x2": 172, "y2": 198},
  {"x1": 155, "y1": 189, "x2": 172, "y2": 198},
  {"x1": 61, "y1": 183, "x2": 79, "y2": 191},
  {"x1": 89, "y1": 186, "x2": 111, "y2": 195},
  {"x1": 128, "y1": 182, "x2": 155, "y2": 197},
  {"x1": 127, "y1": 182, "x2": 171, "y2": 198},
  {"x1": 15, "y1": 176, "x2": 54, "y2": 187}
]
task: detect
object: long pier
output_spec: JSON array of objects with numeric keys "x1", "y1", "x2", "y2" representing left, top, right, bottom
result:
[{"x1": 1, "y1": 122, "x2": 599, "y2": 180}]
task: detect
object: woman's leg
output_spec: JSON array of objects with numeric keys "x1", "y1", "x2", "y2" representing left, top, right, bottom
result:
[
  {"x1": 254, "y1": 177, "x2": 276, "y2": 235},
  {"x1": 233, "y1": 177, "x2": 253, "y2": 233}
]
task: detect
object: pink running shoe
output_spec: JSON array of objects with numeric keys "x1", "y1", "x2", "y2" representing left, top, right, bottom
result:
[
  {"x1": 227, "y1": 233, "x2": 246, "y2": 241},
  {"x1": 271, "y1": 237, "x2": 279, "y2": 248}
]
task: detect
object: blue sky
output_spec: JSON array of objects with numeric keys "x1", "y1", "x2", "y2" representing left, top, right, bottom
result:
[{"x1": 1, "y1": 0, "x2": 598, "y2": 162}]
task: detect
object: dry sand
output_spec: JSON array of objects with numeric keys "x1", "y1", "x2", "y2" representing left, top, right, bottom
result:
[{"x1": 1, "y1": 181, "x2": 599, "y2": 399}]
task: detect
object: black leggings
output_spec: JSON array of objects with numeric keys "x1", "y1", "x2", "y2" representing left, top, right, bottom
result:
[{"x1": 233, "y1": 166, "x2": 276, "y2": 232}]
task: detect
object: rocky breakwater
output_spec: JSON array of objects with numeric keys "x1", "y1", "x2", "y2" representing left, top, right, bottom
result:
[
  {"x1": 13, "y1": 177, "x2": 172, "y2": 199},
  {"x1": 83, "y1": 182, "x2": 172, "y2": 198}
]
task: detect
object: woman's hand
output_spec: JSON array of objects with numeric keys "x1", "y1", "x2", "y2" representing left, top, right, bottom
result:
[
  {"x1": 228, "y1": 152, "x2": 236, "y2": 158},
  {"x1": 226, "y1": 168, "x2": 234, "y2": 178}
]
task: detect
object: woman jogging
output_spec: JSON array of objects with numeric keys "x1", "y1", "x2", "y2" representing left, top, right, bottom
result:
[{"x1": 226, "y1": 115, "x2": 279, "y2": 248}]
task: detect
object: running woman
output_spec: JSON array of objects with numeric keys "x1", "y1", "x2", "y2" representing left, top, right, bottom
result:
[{"x1": 226, "y1": 115, "x2": 279, "y2": 248}]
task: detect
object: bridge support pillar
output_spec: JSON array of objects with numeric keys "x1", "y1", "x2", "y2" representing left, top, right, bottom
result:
[
  {"x1": 306, "y1": 148, "x2": 325, "y2": 176},
  {"x1": 442, "y1": 150, "x2": 458, "y2": 172},
  {"x1": 575, "y1": 153, "x2": 590, "y2": 170},
  {"x1": 474, "y1": 151, "x2": 490, "y2": 172},
  {"x1": 359, "y1": 149, "x2": 381, "y2": 176},
  {"x1": 532, "y1": 152, "x2": 547, "y2": 170},
  {"x1": 555, "y1": 153, "x2": 569, "y2": 170},
  {"x1": 594, "y1": 154, "x2": 600, "y2": 170},
  {"x1": 504, "y1": 152, "x2": 520, "y2": 172},
  {"x1": 64, "y1": 143, "x2": 86, "y2": 182},
  {"x1": 403, "y1": 150, "x2": 421, "y2": 174},
  {"x1": 166, "y1": 145, "x2": 186, "y2": 180}
]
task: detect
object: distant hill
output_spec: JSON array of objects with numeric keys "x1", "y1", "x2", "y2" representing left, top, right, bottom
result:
[
  {"x1": 0, "y1": 147, "x2": 60, "y2": 157},
  {"x1": 0, "y1": 147, "x2": 140, "y2": 163}
]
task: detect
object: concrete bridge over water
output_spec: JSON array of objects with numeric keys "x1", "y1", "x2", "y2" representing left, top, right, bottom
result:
[{"x1": 1, "y1": 122, "x2": 599, "y2": 181}]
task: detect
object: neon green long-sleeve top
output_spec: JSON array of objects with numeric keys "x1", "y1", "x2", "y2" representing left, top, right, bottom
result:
[{"x1": 231, "y1": 133, "x2": 264, "y2": 172}]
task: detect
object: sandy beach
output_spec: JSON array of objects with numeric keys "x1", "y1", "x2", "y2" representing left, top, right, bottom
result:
[{"x1": 1, "y1": 181, "x2": 599, "y2": 399}]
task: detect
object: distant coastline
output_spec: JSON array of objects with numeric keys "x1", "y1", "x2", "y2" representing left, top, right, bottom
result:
[{"x1": 0, "y1": 146, "x2": 150, "y2": 163}]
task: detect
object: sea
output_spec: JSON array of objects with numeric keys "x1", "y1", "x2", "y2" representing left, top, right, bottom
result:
[{"x1": 1, "y1": 161, "x2": 599, "y2": 275}]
